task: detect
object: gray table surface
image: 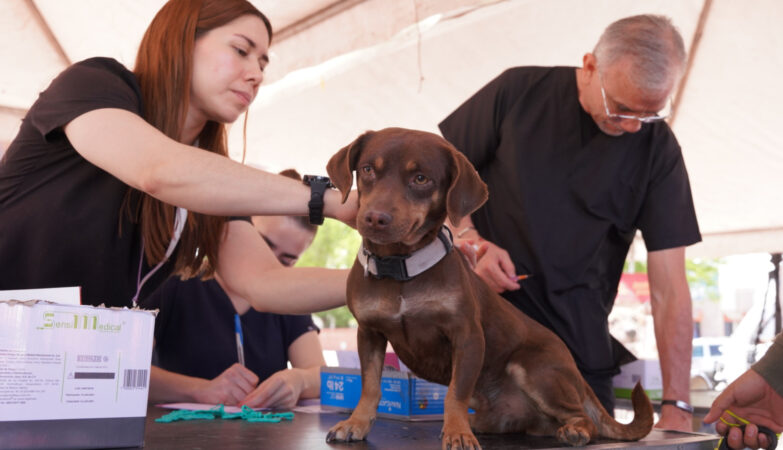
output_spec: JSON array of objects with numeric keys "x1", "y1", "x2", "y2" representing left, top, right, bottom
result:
[{"x1": 135, "y1": 405, "x2": 721, "y2": 450}]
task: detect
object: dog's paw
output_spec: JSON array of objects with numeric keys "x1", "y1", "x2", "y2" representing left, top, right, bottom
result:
[
  {"x1": 440, "y1": 427, "x2": 482, "y2": 450},
  {"x1": 556, "y1": 423, "x2": 592, "y2": 447},
  {"x1": 326, "y1": 417, "x2": 374, "y2": 443}
]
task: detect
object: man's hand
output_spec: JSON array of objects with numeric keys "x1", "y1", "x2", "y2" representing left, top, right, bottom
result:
[
  {"x1": 454, "y1": 238, "x2": 488, "y2": 269},
  {"x1": 240, "y1": 368, "x2": 305, "y2": 410},
  {"x1": 654, "y1": 405, "x2": 692, "y2": 432},
  {"x1": 471, "y1": 239, "x2": 520, "y2": 293},
  {"x1": 717, "y1": 424, "x2": 777, "y2": 450},
  {"x1": 704, "y1": 369, "x2": 783, "y2": 449},
  {"x1": 192, "y1": 363, "x2": 259, "y2": 406}
]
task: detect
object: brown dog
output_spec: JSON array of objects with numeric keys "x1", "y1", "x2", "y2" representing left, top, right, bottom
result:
[{"x1": 325, "y1": 128, "x2": 653, "y2": 448}]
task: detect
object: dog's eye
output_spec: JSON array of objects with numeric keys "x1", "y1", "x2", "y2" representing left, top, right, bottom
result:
[
  {"x1": 413, "y1": 174, "x2": 429, "y2": 185},
  {"x1": 360, "y1": 165, "x2": 373, "y2": 174}
]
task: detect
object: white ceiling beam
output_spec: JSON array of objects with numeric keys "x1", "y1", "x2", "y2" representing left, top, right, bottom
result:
[{"x1": 26, "y1": 0, "x2": 71, "y2": 66}]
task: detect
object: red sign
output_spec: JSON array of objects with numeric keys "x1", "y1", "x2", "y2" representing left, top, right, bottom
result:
[{"x1": 615, "y1": 273, "x2": 650, "y2": 305}]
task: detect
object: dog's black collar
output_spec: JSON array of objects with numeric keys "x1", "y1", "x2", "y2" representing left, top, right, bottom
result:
[{"x1": 357, "y1": 226, "x2": 453, "y2": 281}]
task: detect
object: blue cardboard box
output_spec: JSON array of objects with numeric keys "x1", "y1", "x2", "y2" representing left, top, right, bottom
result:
[{"x1": 320, "y1": 367, "x2": 448, "y2": 421}]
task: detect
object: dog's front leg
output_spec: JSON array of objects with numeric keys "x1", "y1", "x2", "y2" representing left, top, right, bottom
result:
[
  {"x1": 326, "y1": 326, "x2": 386, "y2": 443},
  {"x1": 442, "y1": 323, "x2": 485, "y2": 450}
]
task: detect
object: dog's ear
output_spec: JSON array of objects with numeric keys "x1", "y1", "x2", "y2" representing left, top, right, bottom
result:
[
  {"x1": 326, "y1": 131, "x2": 371, "y2": 203},
  {"x1": 445, "y1": 147, "x2": 488, "y2": 226}
]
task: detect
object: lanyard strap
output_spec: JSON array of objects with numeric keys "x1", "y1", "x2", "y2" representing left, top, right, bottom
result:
[{"x1": 131, "y1": 207, "x2": 187, "y2": 306}]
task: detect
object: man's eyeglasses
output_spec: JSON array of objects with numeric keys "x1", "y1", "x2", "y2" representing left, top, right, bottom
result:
[{"x1": 599, "y1": 76, "x2": 672, "y2": 124}]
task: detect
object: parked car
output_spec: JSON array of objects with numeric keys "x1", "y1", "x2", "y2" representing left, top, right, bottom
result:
[{"x1": 691, "y1": 337, "x2": 728, "y2": 389}]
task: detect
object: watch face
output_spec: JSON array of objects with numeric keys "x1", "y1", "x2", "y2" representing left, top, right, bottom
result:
[{"x1": 304, "y1": 175, "x2": 335, "y2": 188}]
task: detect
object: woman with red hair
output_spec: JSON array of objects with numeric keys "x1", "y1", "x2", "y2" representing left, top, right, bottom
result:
[{"x1": 0, "y1": 0, "x2": 354, "y2": 313}]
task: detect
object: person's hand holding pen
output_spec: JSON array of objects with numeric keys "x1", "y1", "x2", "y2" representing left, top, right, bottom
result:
[
  {"x1": 190, "y1": 363, "x2": 259, "y2": 406},
  {"x1": 454, "y1": 239, "x2": 488, "y2": 268},
  {"x1": 455, "y1": 238, "x2": 520, "y2": 294},
  {"x1": 240, "y1": 368, "x2": 308, "y2": 410},
  {"x1": 178, "y1": 314, "x2": 258, "y2": 406}
]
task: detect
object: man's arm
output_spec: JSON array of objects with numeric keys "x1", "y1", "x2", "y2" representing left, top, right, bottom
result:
[{"x1": 647, "y1": 246, "x2": 693, "y2": 431}]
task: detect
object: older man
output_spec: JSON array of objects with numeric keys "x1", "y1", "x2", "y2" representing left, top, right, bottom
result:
[{"x1": 440, "y1": 14, "x2": 699, "y2": 431}]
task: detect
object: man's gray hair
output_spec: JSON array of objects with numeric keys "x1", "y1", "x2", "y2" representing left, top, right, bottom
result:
[{"x1": 594, "y1": 14, "x2": 687, "y2": 93}]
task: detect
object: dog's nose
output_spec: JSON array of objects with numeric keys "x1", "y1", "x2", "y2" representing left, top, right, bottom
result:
[{"x1": 364, "y1": 210, "x2": 392, "y2": 230}]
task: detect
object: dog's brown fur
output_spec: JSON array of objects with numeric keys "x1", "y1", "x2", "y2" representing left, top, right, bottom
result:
[{"x1": 325, "y1": 128, "x2": 653, "y2": 448}]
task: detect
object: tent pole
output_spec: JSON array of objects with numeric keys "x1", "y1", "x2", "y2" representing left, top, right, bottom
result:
[
  {"x1": 24, "y1": 0, "x2": 71, "y2": 67},
  {"x1": 669, "y1": 0, "x2": 713, "y2": 127},
  {"x1": 274, "y1": 0, "x2": 368, "y2": 43},
  {"x1": 772, "y1": 253, "x2": 781, "y2": 335}
]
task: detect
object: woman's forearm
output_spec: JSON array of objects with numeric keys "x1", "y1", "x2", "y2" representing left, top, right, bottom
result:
[{"x1": 65, "y1": 108, "x2": 347, "y2": 218}]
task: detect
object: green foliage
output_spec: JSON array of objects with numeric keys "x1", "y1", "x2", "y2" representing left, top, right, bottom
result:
[
  {"x1": 296, "y1": 219, "x2": 361, "y2": 327},
  {"x1": 623, "y1": 257, "x2": 722, "y2": 301},
  {"x1": 686, "y1": 258, "x2": 722, "y2": 301},
  {"x1": 622, "y1": 260, "x2": 648, "y2": 273}
]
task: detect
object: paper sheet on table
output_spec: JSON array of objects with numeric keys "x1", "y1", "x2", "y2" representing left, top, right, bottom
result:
[
  {"x1": 157, "y1": 403, "x2": 271, "y2": 413},
  {"x1": 292, "y1": 398, "x2": 322, "y2": 414}
]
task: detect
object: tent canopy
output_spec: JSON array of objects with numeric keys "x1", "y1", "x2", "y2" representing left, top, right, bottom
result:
[{"x1": 1, "y1": 0, "x2": 781, "y2": 258}]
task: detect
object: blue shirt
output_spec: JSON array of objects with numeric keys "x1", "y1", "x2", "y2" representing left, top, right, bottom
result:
[{"x1": 142, "y1": 276, "x2": 319, "y2": 382}]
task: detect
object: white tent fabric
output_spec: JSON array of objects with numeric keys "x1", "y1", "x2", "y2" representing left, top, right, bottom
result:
[{"x1": 1, "y1": 0, "x2": 781, "y2": 258}]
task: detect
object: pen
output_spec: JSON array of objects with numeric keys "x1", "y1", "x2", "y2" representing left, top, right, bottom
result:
[
  {"x1": 234, "y1": 313, "x2": 245, "y2": 366},
  {"x1": 517, "y1": 274, "x2": 534, "y2": 281}
]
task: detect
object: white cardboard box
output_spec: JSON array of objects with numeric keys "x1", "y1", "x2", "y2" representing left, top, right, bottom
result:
[
  {"x1": 612, "y1": 358, "x2": 663, "y2": 400},
  {"x1": 0, "y1": 300, "x2": 156, "y2": 449}
]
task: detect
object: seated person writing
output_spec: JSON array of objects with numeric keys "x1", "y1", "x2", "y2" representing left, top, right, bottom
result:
[{"x1": 143, "y1": 170, "x2": 325, "y2": 409}]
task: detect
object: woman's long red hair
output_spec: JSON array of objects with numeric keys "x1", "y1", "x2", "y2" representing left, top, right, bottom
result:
[{"x1": 130, "y1": 0, "x2": 272, "y2": 278}]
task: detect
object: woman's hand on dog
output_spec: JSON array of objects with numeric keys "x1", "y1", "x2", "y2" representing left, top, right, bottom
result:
[{"x1": 326, "y1": 189, "x2": 358, "y2": 228}]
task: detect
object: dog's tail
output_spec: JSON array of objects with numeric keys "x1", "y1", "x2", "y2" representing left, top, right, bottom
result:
[{"x1": 587, "y1": 381, "x2": 654, "y2": 441}]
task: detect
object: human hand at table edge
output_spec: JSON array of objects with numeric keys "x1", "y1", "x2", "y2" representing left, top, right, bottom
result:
[
  {"x1": 703, "y1": 369, "x2": 783, "y2": 449},
  {"x1": 653, "y1": 404, "x2": 692, "y2": 432},
  {"x1": 714, "y1": 423, "x2": 776, "y2": 450}
]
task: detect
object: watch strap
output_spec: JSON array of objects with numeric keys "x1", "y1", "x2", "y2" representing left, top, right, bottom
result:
[
  {"x1": 660, "y1": 399, "x2": 694, "y2": 414},
  {"x1": 303, "y1": 175, "x2": 333, "y2": 225},
  {"x1": 308, "y1": 185, "x2": 326, "y2": 225}
]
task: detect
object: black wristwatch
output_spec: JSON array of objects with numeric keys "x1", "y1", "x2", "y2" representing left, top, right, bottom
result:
[
  {"x1": 660, "y1": 399, "x2": 694, "y2": 414},
  {"x1": 302, "y1": 175, "x2": 335, "y2": 225}
]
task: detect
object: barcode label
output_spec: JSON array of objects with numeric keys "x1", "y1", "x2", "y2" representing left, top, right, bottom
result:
[{"x1": 123, "y1": 369, "x2": 148, "y2": 389}]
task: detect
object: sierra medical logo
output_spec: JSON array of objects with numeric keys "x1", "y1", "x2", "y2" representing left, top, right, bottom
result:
[{"x1": 37, "y1": 311, "x2": 124, "y2": 333}]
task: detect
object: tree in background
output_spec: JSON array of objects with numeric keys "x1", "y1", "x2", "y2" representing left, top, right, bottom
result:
[
  {"x1": 296, "y1": 219, "x2": 361, "y2": 327},
  {"x1": 686, "y1": 258, "x2": 721, "y2": 302}
]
